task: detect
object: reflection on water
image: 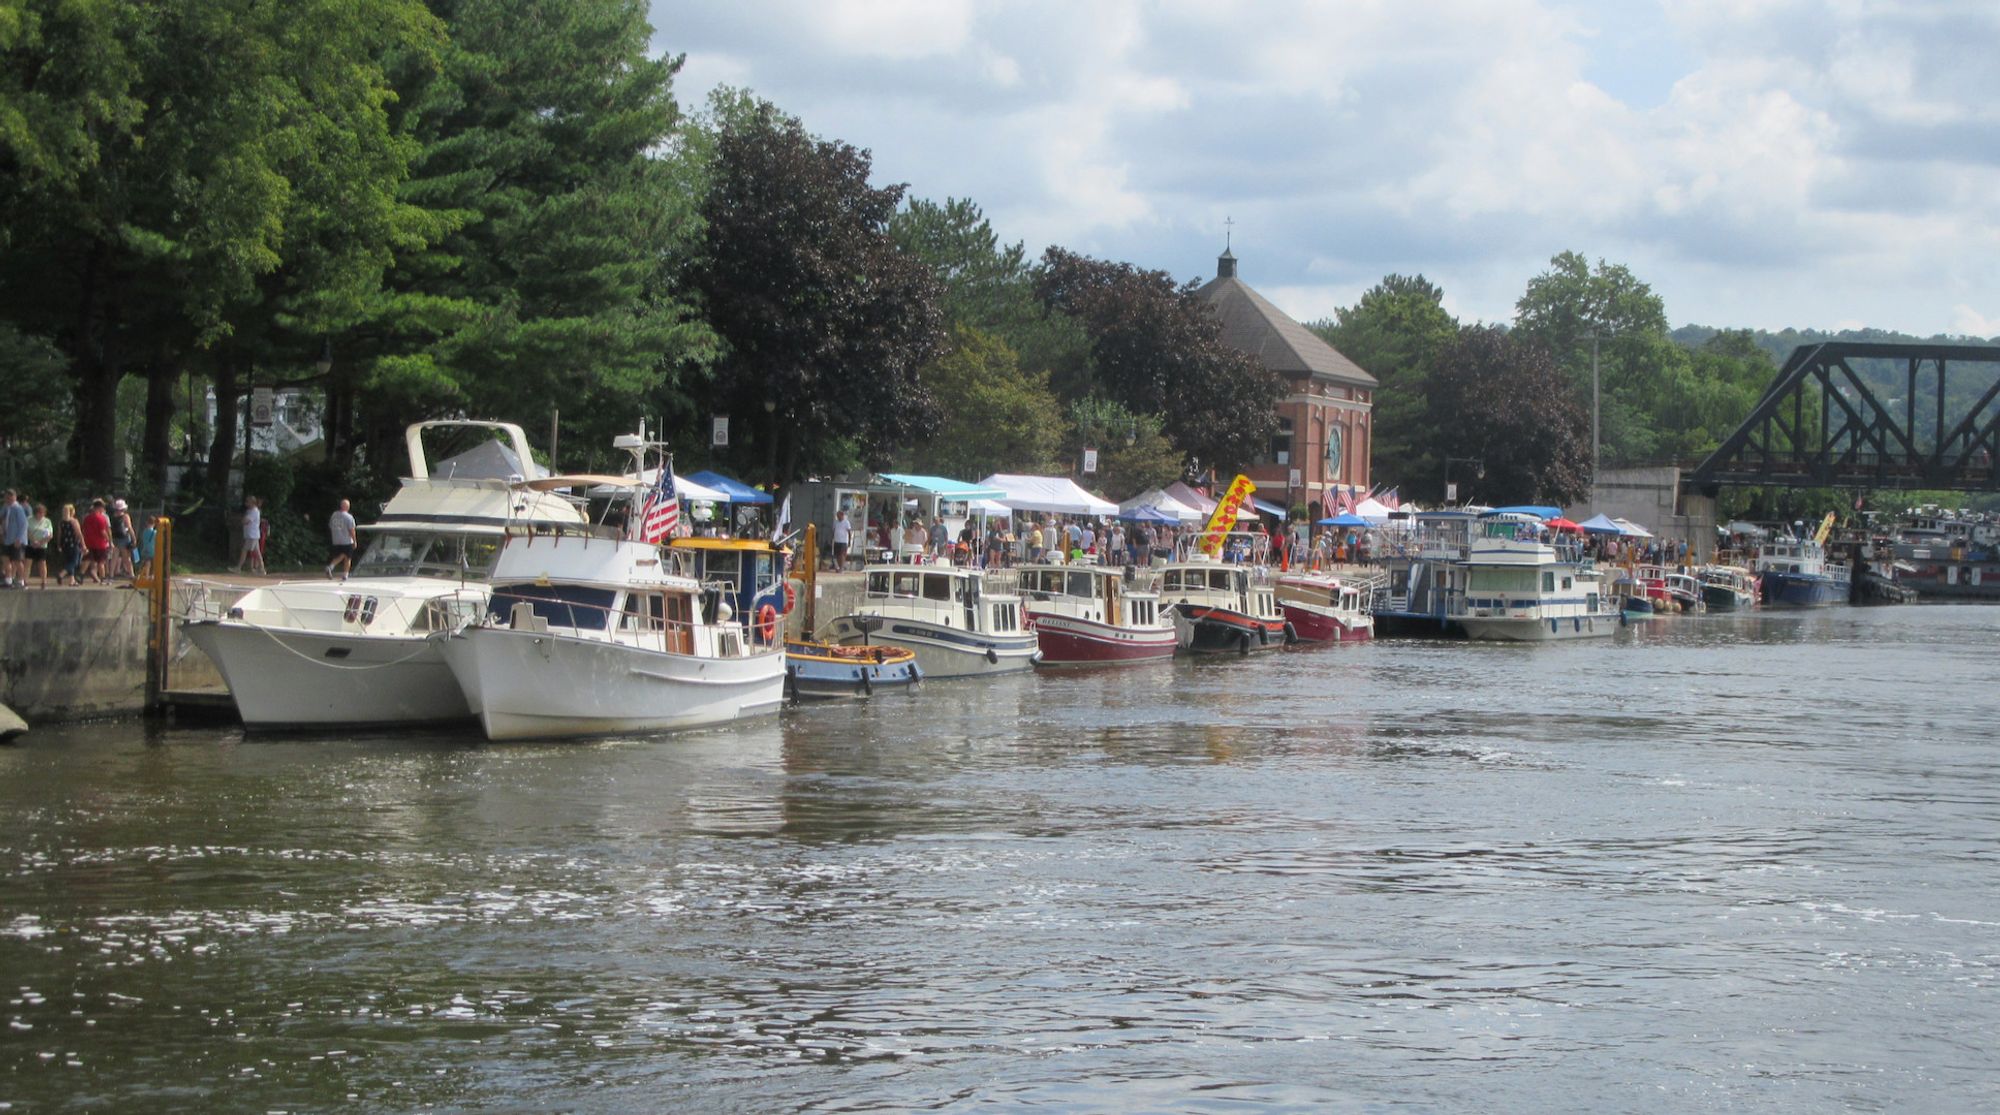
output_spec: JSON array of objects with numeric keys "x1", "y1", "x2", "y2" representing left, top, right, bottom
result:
[{"x1": 4, "y1": 606, "x2": 1999, "y2": 1111}]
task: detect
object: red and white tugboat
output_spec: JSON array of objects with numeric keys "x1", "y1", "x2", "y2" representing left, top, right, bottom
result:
[
  {"x1": 1157, "y1": 539, "x2": 1290, "y2": 655},
  {"x1": 1017, "y1": 561, "x2": 1175, "y2": 666},
  {"x1": 1275, "y1": 570, "x2": 1374, "y2": 642}
]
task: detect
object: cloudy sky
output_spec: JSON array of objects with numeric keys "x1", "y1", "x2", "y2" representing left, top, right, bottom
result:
[{"x1": 655, "y1": 1, "x2": 1999, "y2": 339}]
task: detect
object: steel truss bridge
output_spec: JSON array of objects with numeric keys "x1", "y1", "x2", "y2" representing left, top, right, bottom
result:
[{"x1": 1689, "y1": 342, "x2": 2000, "y2": 493}]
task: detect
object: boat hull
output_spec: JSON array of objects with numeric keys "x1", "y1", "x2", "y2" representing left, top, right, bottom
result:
[
  {"x1": 1278, "y1": 602, "x2": 1373, "y2": 643},
  {"x1": 783, "y1": 641, "x2": 923, "y2": 699},
  {"x1": 181, "y1": 620, "x2": 471, "y2": 728},
  {"x1": 823, "y1": 616, "x2": 1039, "y2": 679},
  {"x1": 1459, "y1": 613, "x2": 1620, "y2": 642},
  {"x1": 1172, "y1": 605, "x2": 1289, "y2": 654},
  {"x1": 1700, "y1": 584, "x2": 1756, "y2": 611},
  {"x1": 1029, "y1": 613, "x2": 1176, "y2": 665},
  {"x1": 439, "y1": 627, "x2": 783, "y2": 741},
  {"x1": 1761, "y1": 572, "x2": 1847, "y2": 607}
]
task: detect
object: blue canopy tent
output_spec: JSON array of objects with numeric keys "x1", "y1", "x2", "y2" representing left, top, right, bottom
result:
[
  {"x1": 1119, "y1": 505, "x2": 1181, "y2": 524},
  {"x1": 1315, "y1": 512, "x2": 1371, "y2": 527},
  {"x1": 685, "y1": 470, "x2": 772, "y2": 505},
  {"x1": 1578, "y1": 513, "x2": 1624, "y2": 535}
]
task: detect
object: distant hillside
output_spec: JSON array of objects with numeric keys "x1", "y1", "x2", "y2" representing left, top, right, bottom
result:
[
  {"x1": 1671, "y1": 325, "x2": 1999, "y2": 368},
  {"x1": 1672, "y1": 325, "x2": 2000, "y2": 450}
]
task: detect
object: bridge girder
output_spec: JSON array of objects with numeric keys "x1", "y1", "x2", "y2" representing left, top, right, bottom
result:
[{"x1": 1689, "y1": 342, "x2": 2000, "y2": 492}]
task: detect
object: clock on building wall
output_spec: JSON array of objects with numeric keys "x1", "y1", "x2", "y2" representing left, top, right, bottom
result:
[{"x1": 1326, "y1": 424, "x2": 1342, "y2": 480}]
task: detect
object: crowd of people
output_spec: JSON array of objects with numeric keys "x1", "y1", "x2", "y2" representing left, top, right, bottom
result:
[
  {"x1": 1, "y1": 488, "x2": 156, "y2": 589},
  {"x1": 825, "y1": 511, "x2": 1372, "y2": 573}
]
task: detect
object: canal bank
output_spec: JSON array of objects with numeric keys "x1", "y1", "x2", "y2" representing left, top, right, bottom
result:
[{"x1": 0, "y1": 584, "x2": 233, "y2": 725}]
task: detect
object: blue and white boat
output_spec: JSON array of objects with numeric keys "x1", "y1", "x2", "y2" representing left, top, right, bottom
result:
[
  {"x1": 824, "y1": 560, "x2": 1039, "y2": 678},
  {"x1": 1755, "y1": 535, "x2": 1849, "y2": 607},
  {"x1": 1451, "y1": 513, "x2": 1622, "y2": 642}
]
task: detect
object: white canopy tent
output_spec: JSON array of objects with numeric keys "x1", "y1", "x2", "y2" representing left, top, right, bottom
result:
[
  {"x1": 1119, "y1": 487, "x2": 1202, "y2": 522},
  {"x1": 978, "y1": 474, "x2": 1119, "y2": 518},
  {"x1": 1352, "y1": 496, "x2": 1394, "y2": 523},
  {"x1": 1164, "y1": 480, "x2": 1256, "y2": 522}
]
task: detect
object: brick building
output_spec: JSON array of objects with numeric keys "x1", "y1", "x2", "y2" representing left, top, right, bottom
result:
[{"x1": 1194, "y1": 249, "x2": 1374, "y2": 518}]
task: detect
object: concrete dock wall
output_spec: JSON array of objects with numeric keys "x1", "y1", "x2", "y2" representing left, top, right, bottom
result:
[{"x1": 0, "y1": 586, "x2": 229, "y2": 724}]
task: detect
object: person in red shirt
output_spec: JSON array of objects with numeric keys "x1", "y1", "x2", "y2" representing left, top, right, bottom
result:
[{"x1": 81, "y1": 498, "x2": 113, "y2": 584}]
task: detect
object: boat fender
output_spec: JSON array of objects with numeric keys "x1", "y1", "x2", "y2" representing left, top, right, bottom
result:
[
  {"x1": 984, "y1": 647, "x2": 999, "y2": 665},
  {"x1": 1283, "y1": 622, "x2": 1298, "y2": 646},
  {"x1": 782, "y1": 581, "x2": 798, "y2": 614},
  {"x1": 783, "y1": 668, "x2": 798, "y2": 702},
  {"x1": 1238, "y1": 631, "x2": 1252, "y2": 656},
  {"x1": 1258, "y1": 624, "x2": 1270, "y2": 646},
  {"x1": 859, "y1": 666, "x2": 872, "y2": 696},
  {"x1": 757, "y1": 603, "x2": 780, "y2": 643}
]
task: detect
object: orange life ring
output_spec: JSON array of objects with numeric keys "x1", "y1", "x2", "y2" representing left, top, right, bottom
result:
[
  {"x1": 782, "y1": 581, "x2": 797, "y2": 614},
  {"x1": 757, "y1": 603, "x2": 779, "y2": 642}
]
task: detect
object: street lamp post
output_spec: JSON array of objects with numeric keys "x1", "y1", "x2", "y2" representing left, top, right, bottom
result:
[{"x1": 1444, "y1": 455, "x2": 1483, "y2": 504}]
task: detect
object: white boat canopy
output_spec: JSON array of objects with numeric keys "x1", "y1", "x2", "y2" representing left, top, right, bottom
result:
[{"x1": 979, "y1": 473, "x2": 1119, "y2": 517}]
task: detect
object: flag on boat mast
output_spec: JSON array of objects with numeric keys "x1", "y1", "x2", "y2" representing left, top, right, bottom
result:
[{"x1": 636, "y1": 455, "x2": 680, "y2": 543}]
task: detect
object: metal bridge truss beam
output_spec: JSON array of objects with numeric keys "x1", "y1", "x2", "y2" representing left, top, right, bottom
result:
[{"x1": 1690, "y1": 342, "x2": 2000, "y2": 492}]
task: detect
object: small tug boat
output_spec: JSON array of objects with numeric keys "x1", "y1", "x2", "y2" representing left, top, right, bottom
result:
[
  {"x1": 1274, "y1": 571, "x2": 1374, "y2": 642},
  {"x1": 1696, "y1": 564, "x2": 1759, "y2": 611},
  {"x1": 1757, "y1": 515, "x2": 1850, "y2": 607},
  {"x1": 1016, "y1": 560, "x2": 1176, "y2": 665},
  {"x1": 824, "y1": 560, "x2": 1038, "y2": 678},
  {"x1": 1157, "y1": 536, "x2": 1290, "y2": 654}
]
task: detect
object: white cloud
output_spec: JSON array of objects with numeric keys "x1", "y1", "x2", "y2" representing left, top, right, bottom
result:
[{"x1": 654, "y1": 0, "x2": 2000, "y2": 334}]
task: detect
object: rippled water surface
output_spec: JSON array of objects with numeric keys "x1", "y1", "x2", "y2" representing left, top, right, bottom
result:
[{"x1": 5, "y1": 606, "x2": 1999, "y2": 1112}]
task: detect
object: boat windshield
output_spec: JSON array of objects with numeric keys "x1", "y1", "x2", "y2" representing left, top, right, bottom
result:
[{"x1": 354, "y1": 531, "x2": 502, "y2": 579}]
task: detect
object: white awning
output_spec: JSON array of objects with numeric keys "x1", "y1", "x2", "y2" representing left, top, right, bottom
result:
[
  {"x1": 1119, "y1": 487, "x2": 1203, "y2": 522},
  {"x1": 978, "y1": 474, "x2": 1119, "y2": 517},
  {"x1": 583, "y1": 469, "x2": 729, "y2": 503}
]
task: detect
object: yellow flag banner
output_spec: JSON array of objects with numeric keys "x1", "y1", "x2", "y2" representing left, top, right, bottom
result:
[{"x1": 1198, "y1": 474, "x2": 1257, "y2": 556}]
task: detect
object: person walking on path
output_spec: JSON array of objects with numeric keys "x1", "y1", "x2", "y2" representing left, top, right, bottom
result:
[
  {"x1": 81, "y1": 499, "x2": 112, "y2": 584},
  {"x1": 232, "y1": 496, "x2": 264, "y2": 574},
  {"x1": 56, "y1": 504, "x2": 84, "y2": 585},
  {"x1": 831, "y1": 511, "x2": 851, "y2": 571},
  {"x1": 326, "y1": 499, "x2": 357, "y2": 580},
  {"x1": 2, "y1": 489, "x2": 28, "y2": 588},
  {"x1": 26, "y1": 503, "x2": 53, "y2": 588}
]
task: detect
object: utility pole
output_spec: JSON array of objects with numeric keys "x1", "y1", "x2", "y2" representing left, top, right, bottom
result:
[{"x1": 1589, "y1": 331, "x2": 1601, "y2": 488}]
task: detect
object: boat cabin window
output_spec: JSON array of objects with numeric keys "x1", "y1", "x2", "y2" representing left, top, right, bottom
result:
[
  {"x1": 1162, "y1": 570, "x2": 1186, "y2": 592},
  {"x1": 1562, "y1": 576, "x2": 1573, "y2": 590},
  {"x1": 1542, "y1": 572, "x2": 1556, "y2": 592},
  {"x1": 488, "y1": 584, "x2": 617, "y2": 630},
  {"x1": 1211, "y1": 570, "x2": 1234, "y2": 591},
  {"x1": 1067, "y1": 571, "x2": 1097, "y2": 598},
  {"x1": 922, "y1": 574, "x2": 955, "y2": 601},
  {"x1": 357, "y1": 532, "x2": 502, "y2": 579},
  {"x1": 621, "y1": 592, "x2": 667, "y2": 632},
  {"x1": 1131, "y1": 600, "x2": 1153, "y2": 626},
  {"x1": 992, "y1": 602, "x2": 1018, "y2": 630},
  {"x1": 1468, "y1": 568, "x2": 1537, "y2": 594}
]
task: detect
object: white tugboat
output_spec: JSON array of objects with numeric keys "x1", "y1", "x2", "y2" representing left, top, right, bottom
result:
[
  {"x1": 823, "y1": 560, "x2": 1039, "y2": 678},
  {"x1": 180, "y1": 421, "x2": 589, "y2": 728}
]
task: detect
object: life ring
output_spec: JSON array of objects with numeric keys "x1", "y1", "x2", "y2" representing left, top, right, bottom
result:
[
  {"x1": 757, "y1": 603, "x2": 779, "y2": 643},
  {"x1": 782, "y1": 581, "x2": 797, "y2": 614}
]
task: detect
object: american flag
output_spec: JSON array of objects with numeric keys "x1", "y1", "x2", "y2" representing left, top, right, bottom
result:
[{"x1": 635, "y1": 460, "x2": 680, "y2": 543}]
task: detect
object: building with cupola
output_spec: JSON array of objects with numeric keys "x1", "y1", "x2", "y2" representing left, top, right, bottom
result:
[{"x1": 1194, "y1": 249, "x2": 1374, "y2": 518}]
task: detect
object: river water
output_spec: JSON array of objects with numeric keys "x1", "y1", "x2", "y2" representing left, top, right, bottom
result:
[{"x1": 4, "y1": 606, "x2": 1997, "y2": 1112}]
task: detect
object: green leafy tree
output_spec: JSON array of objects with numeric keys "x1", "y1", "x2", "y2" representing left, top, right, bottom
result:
[
  {"x1": 1513, "y1": 251, "x2": 1674, "y2": 468},
  {"x1": 1312, "y1": 273, "x2": 1459, "y2": 495},
  {"x1": 889, "y1": 196, "x2": 1091, "y2": 395},
  {"x1": 370, "y1": 0, "x2": 714, "y2": 472},
  {"x1": 691, "y1": 93, "x2": 946, "y2": 484},
  {"x1": 1060, "y1": 396, "x2": 1181, "y2": 500},
  {"x1": 1428, "y1": 325, "x2": 1590, "y2": 505},
  {"x1": 0, "y1": 0, "x2": 443, "y2": 486},
  {"x1": 905, "y1": 326, "x2": 1062, "y2": 479},
  {"x1": 1033, "y1": 247, "x2": 1282, "y2": 475}
]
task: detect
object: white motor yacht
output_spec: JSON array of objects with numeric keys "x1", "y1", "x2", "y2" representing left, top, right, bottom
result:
[
  {"x1": 181, "y1": 421, "x2": 589, "y2": 728},
  {"x1": 436, "y1": 508, "x2": 784, "y2": 741}
]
